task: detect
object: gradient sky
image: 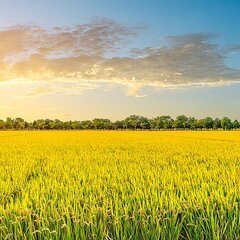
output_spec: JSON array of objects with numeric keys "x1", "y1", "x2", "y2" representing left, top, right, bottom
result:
[{"x1": 0, "y1": 0, "x2": 240, "y2": 121}]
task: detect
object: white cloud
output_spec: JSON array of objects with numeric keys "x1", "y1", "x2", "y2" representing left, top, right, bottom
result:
[{"x1": 0, "y1": 20, "x2": 240, "y2": 97}]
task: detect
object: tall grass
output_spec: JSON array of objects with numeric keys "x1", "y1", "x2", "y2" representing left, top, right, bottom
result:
[{"x1": 0, "y1": 131, "x2": 240, "y2": 239}]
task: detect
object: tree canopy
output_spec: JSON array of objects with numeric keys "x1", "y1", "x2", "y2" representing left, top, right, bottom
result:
[{"x1": 0, "y1": 115, "x2": 239, "y2": 130}]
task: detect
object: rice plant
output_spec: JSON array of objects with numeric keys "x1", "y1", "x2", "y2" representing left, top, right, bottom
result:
[{"x1": 0, "y1": 131, "x2": 240, "y2": 239}]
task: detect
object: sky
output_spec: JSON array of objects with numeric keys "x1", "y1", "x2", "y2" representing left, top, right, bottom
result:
[{"x1": 0, "y1": 0, "x2": 240, "y2": 121}]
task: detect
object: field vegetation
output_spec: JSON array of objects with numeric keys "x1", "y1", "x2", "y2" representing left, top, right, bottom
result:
[{"x1": 0, "y1": 131, "x2": 240, "y2": 239}]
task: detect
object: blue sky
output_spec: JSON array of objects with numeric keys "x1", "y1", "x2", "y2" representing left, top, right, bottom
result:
[{"x1": 0, "y1": 0, "x2": 240, "y2": 120}]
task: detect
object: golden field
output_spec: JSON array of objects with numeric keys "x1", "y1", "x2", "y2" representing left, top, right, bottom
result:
[{"x1": 0, "y1": 131, "x2": 240, "y2": 239}]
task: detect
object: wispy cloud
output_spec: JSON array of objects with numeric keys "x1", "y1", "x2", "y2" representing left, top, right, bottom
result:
[{"x1": 0, "y1": 19, "x2": 240, "y2": 97}]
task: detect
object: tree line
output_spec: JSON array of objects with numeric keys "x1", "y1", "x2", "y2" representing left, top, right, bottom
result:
[{"x1": 0, "y1": 115, "x2": 239, "y2": 130}]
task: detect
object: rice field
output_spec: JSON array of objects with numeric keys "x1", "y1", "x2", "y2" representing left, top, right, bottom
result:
[{"x1": 0, "y1": 131, "x2": 240, "y2": 239}]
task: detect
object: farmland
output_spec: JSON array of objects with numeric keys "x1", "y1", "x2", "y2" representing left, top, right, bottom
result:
[{"x1": 0, "y1": 131, "x2": 240, "y2": 239}]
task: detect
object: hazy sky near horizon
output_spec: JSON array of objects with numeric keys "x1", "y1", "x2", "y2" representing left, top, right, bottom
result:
[{"x1": 0, "y1": 0, "x2": 240, "y2": 121}]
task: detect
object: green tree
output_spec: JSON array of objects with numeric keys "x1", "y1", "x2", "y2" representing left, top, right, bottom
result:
[
  {"x1": 232, "y1": 120, "x2": 239, "y2": 129},
  {"x1": 5, "y1": 117, "x2": 13, "y2": 129},
  {"x1": 174, "y1": 115, "x2": 189, "y2": 129},
  {"x1": 202, "y1": 117, "x2": 213, "y2": 129},
  {"x1": 0, "y1": 119, "x2": 5, "y2": 130},
  {"x1": 123, "y1": 115, "x2": 141, "y2": 130},
  {"x1": 139, "y1": 116, "x2": 150, "y2": 129},
  {"x1": 163, "y1": 116, "x2": 174, "y2": 129},
  {"x1": 151, "y1": 117, "x2": 163, "y2": 129},
  {"x1": 196, "y1": 119, "x2": 204, "y2": 129},
  {"x1": 81, "y1": 120, "x2": 94, "y2": 129},
  {"x1": 92, "y1": 119, "x2": 113, "y2": 129},
  {"x1": 149, "y1": 118, "x2": 157, "y2": 129},
  {"x1": 213, "y1": 118, "x2": 221, "y2": 129},
  {"x1": 113, "y1": 120, "x2": 124, "y2": 130},
  {"x1": 221, "y1": 117, "x2": 232, "y2": 130},
  {"x1": 33, "y1": 119, "x2": 47, "y2": 130},
  {"x1": 187, "y1": 117, "x2": 197, "y2": 130}
]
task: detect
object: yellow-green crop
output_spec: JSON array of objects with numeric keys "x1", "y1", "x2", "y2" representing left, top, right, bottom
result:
[{"x1": 0, "y1": 131, "x2": 240, "y2": 239}]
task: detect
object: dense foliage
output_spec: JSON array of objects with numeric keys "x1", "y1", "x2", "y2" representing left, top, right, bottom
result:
[
  {"x1": 0, "y1": 115, "x2": 239, "y2": 130},
  {"x1": 1, "y1": 131, "x2": 240, "y2": 239}
]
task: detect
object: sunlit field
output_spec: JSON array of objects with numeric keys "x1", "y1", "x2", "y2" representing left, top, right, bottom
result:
[{"x1": 0, "y1": 131, "x2": 240, "y2": 239}]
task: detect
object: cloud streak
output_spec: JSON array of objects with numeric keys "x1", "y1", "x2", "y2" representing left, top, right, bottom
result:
[{"x1": 0, "y1": 18, "x2": 240, "y2": 96}]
